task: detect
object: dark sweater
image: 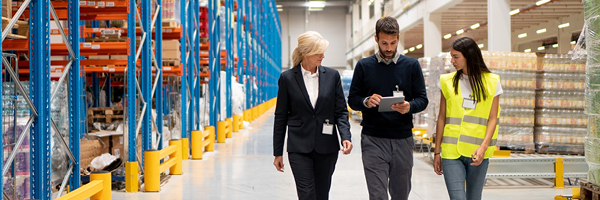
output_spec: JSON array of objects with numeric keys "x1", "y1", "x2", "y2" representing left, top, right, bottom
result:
[{"x1": 348, "y1": 54, "x2": 428, "y2": 139}]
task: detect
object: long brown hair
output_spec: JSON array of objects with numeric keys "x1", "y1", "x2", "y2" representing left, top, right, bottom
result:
[{"x1": 451, "y1": 37, "x2": 491, "y2": 102}]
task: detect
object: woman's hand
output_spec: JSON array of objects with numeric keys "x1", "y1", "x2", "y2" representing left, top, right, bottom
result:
[
  {"x1": 273, "y1": 156, "x2": 284, "y2": 172},
  {"x1": 470, "y1": 146, "x2": 487, "y2": 166},
  {"x1": 433, "y1": 154, "x2": 443, "y2": 175}
]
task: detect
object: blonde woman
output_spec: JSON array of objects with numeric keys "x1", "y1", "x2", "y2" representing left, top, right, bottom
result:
[{"x1": 273, "y1": 31, "x2": 353, "y2": 200}]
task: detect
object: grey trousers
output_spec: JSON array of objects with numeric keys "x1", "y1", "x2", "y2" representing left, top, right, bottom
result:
[{"x1": 361, "y1": 134, "x2": 414, "y2": 200}]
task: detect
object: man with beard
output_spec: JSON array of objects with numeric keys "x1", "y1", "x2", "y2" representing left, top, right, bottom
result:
[{"x1": 348, "y1": 16, "x2": 428, "y2": 200}]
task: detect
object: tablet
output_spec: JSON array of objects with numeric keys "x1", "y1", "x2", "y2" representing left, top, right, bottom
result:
[{"x1": 378, "y1": 96, "x2": 405, "y2": 112}]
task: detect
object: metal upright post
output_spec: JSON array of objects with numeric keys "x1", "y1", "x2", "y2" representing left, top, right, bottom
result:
[
  {"x1": 30, "y1": 0, "x2": 51, "y2": 198},
  {"x1": 237, "y1": 0, "x2": 244, "y2": 86},
  {"x1": 92, "y1": 72, "x2": 99, "y2": 107},
  {"x1": 194, "y1": 0, "x2": 201, "y2": 131},
  {"x1": 125, "y1": 0, "x2": 139, "y2": 192},
  {"x1": 180, "y1": 0, "x2": 188, "y2": 140},
  {"x1": 0, "y1": 0, "x2": 3, "y2": 194},
  {"x1": 156, "y1": 0, "x2": 164, "y2": 150},
  {"x1": 68, "y1": 0, "x2": 82, "y2": 190},
  {"x1": 225, "y1": 0, "x2": 232, "y2": 119},
  {"x1": 209, "y1": 0, "x2": 220, "y2": 127},
  {"x1": 187, "y1": 0, "x2": 194, "y2": 138},
  {"x1": 245, "y1": 0, "x2": 251, "y2": 114},
  {"x1": 106, "y1": 74, "x2": 112, "y2": 106},
  {"x1": 141, "y1": 0, "x2": 152, "y2": 160}
]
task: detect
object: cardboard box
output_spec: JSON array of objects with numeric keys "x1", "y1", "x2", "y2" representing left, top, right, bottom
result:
[
  {"x1": 111, "y1": 55, "x2": 129, "y2": 60},
  {"x1": 2, "y1": 0, "x2": 11, "y2": 18},
  {"x1": 111, "y1": 135, "x2": 124, "y2": 158},
  {"x1": 163, "y1": 40, "x2": 180, "y2": 51},
  {"x1": 163, "y1": 49, "x2": 180, "y2": 59}
]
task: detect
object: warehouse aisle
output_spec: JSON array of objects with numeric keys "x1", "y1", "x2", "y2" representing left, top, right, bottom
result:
[{"x1": 113, "y1": 108, "x2": 571, "y2": 200}]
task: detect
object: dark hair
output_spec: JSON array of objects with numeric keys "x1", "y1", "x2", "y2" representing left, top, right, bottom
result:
[
  {"x1": 451, "y1": 37, "x2": 491, "y2": 102},
  {"x1": 375, "y1": 16, "x2": 399, "y2": 38}
]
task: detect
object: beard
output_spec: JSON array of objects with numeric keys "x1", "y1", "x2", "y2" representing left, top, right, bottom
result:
[{"x1": 379, "y1": 46, "x2": 396, "y2": 59}]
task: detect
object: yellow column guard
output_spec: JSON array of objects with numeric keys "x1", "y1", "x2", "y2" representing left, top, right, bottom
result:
[
  {"x1": 217, "y1": 121, "x2": 226, "y2": 143},
  {"x1": 225, "y1": 118, "x2": 233, "y2": 138},
  {"x1": 191, "y1": 130, "x2": 203, "y2": 160},
  {"x1": 125, "y1": 162, "x2": 139, "y2": 193}
]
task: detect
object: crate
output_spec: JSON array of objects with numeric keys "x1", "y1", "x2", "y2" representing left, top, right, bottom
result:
[
  {"x1": 580, "y1": 181, "x2": 600, "y2": 200},
  {"x1": 162, "y1": 59, "x2": 180, "y2": 67}
]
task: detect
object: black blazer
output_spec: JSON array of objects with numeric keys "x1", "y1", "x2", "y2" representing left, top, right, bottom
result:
[{"x1": 273, "y1": 64, "x2": 352, "y2": 156}]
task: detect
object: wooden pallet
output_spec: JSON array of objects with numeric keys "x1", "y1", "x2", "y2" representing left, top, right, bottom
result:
[
  {"x1": 88, "y1": 107, "x2": 124, "y2": 116},
  {"x1": 86, "y1": 37, "x2": 127, "y2": 42},
  {"x1": 162, "y1": 21, "x2": 179, "y2": 28},
  {"x1": 580, "y1": 181, "x2": 600, "y2": 200},
  {"x1": 162, "y1": 59, "x2": 180, "y2": 67}
]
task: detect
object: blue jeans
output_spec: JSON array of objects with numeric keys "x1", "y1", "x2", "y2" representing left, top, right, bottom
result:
[{"x1": 441, "y1": 156, "x2": 489, "y2": 200}]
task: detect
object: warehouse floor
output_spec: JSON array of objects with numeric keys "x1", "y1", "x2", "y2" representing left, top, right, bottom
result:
[{"x1": 112, "y1": 108, "x2": 575, "y2": 200}]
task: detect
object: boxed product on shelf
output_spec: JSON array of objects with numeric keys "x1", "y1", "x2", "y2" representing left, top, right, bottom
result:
[
  {"x1": 493, "y1": 70, "x2": 537, "y2": 89},
  {"x1": 541, "y1": 54, "x2": 586, "y2": 72},
  {"x1": 483, "y1": 51, "x2": 538, "y2": 71}
]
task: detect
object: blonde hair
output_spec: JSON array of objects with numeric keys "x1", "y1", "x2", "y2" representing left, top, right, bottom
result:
[{"x1": 292, "y1": 31, "x2": 329, "y2": 67}]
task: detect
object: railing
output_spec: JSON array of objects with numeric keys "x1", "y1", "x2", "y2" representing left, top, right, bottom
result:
[
  {"x1": 233, "y1": 114, "x2": 242, "y2": 131},
  {"x1": 55, "y1": 171, "x2": 111, "y2": 200},
  {"x1": 191, "y1": 126, "x2": 215, "y2": 159},
  {"x1": 144, "y1": 140, "x2": 183, "y2": 192},
  {"x1": 486, "y1": 157, "x2": 588, "y2": 188}
]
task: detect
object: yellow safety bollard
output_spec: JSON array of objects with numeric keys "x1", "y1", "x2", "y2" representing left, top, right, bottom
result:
[
  {"x1": 125, "y1": 161, "x2": 139, "y2": 192},
  {"x1": 243, "y1": 110, "x2": 250, "y2": 122},
  {"x1": 233, "y1": 115, "x2": 240, "y2": 132},
  {"x1": 217, "y1": 121, "x2": 226, "y2": 143},
  {"x1": 572, "y1": 187, "x2": 580, "y2": 199},
  {"x1": 225, "y1": 118, "x2": 233, "y2": 138},
  {"x1": 252, "y1": 107, "x2": 258, "y2": 120},
  {"x1": 90, "y1": 171, "x2": 111, "y2": 200},
  {"x1": 239, "y1": 115, "x2": 244, "y2": 129},
  {"x1": 144, "y1": 150, "x2": 161, "y2": 192},
  {"x1": 205, "y1": 126, "x2": 215, "y2": 151},
  {"x1": 181, "y1": 138, "x2": 189, "y2": 160},
  {"x1": 169, "y1": 139, "x2": 183, "y2": 175},
  {"x1": 191, "y1": 130, "x2": 203, "y2": 160},
  {"x1": 555, "y1": 157, "x2": 565, "y2": 189}
]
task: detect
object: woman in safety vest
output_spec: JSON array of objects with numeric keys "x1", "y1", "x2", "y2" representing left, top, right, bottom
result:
[{"x1": 433, "y1": 37, "x2": 502, "y2": 200}]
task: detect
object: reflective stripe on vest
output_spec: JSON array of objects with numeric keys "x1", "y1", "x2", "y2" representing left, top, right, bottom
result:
[
  {"x1": 442, "y1": 136, "x2": 458, "y2": 144},
  {"x1": 446, "y1": 117, "x2": 461, "y2": 125},
  {"x1": 459, "y1": 134, "x2": 497, "y2": 146},
  {"x1": 463, "y1": 115, "x2": 488, "y2": 126}
]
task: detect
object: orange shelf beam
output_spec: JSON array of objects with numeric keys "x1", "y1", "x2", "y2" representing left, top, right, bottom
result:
[{"x1": 3, "y1": 39, "x2": 129, "y2": 55}]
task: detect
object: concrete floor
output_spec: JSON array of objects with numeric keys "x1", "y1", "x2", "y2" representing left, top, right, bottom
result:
[{"x1": 113, "y1": 108, "x2": 575, "y2": 200}]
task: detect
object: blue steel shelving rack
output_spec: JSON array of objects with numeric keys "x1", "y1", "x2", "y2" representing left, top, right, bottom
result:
[{"x1": 209, "y1": 0, "x2": 221, "y2": 128}]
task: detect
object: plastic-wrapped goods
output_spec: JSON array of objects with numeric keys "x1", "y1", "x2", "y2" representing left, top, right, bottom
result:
[
  {"x1": 542, "y1": 54, "x2": 587, "y2": 72},
  {"x1": 500, "y1": 89, "x2": 536, "y2": 108},
  {"x1": 534, "y1": 126, "x2": 586, "y2": 154},
  {"x1": 586, "y1": 137, "x2": 600, "y2": 184},
  {"x1": 499, "y1": 108, "x2": 535, "y2": 126},
  {"x1": 535, "y1": 90, "x2": 585, "y2": 109},
  {"x1": 493, "y1": 70, "x2": 537, "y2": 89},
  {"x1": 483, "y1": 51, "x2": 537, "y2": 71},
  {"x1": 537, "y1": 72, "x2": 586, "y2": 90},
  {"x1": 589, "y1": 114, "x2": 600, "y2": 138},
  {"x1": 496, "y1": 126, "x2": 535, "y2": 151},
  {"x1": 534, "y1": 108, "x2": 588, "y2": 126}
]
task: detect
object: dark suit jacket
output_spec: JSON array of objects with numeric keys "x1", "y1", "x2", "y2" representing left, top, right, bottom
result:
[{"x1": 273, "y1": 64, "x2": 352, "y2": 156}]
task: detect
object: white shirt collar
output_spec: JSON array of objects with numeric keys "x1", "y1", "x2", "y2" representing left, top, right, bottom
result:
[
  {"x1": 300, "y1": 64, "x2": 319, "y2": 77},
  {"x1": 375, "y1": 50, "x2": 402, "y2": 65}
]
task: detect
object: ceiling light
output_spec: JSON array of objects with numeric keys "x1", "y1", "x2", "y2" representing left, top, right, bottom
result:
[
  {"x1": 409, "y1": 47, "x2": 415, "y2": 52},
  {"x1": 456, "y1": 29, "x2": 464, "y2": 35},
  {"x1": 403, "y1": 49, "x2": 408, "y2": 54},
  {"x1": 368, "y1": 1, "x2": 372, "y2": 5},
  {"x1": 571, "y1": 41, "x2": 576, "y2": 45},
  {"x1": 524, "y1": 49, "x2": 531, "y2": 53},
  {"x1": 518, "y1": 33, "x2": 527, "y2": 38},
  {"x1": 509, "y1": 9, "x2": 520, "y2": 15},
  {"x1": 538, "y1": 46, "x2": 545, "y2": 51},
  {"x1": 536, "y1": 0, "x2": 551, "y2": 6},
  {"x1": 308, "y1": 7, "x2": 323, "y2": 11},
  {"x1": 471, "y1": 23, "x2": 480, "y2": 30},
  {"x1": 444, "y1": 34, "x2": 452, "y2": 39},
  {"x1": 277, "y1": 4, "x2": 282, "y2": 8},
  {"x1": 536, "y1": 28, "x2": 547, "y2": 34},
  {"x1": 416, "y1": 44, "x2": 423, "y2": 49},
  {"x1": 558, "y1": 23, "x2": 570, "y2": 29},
  {"x1": 278, "y1": 8, "x2": 283, "y2": 12},
  {"x1": 478, "y1": 44, "x2": 484, "y2": 48},
  {"x1": 552, "y1": 44, "x2": 558, "y2": 48},
  {"x1": 307, "y1": 1, "x2": 325, "y2": 8}
]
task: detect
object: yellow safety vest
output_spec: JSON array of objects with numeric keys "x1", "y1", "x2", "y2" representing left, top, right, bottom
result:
[{"x1": 439, "y1": 72, "x2": 500, "y2": 159}]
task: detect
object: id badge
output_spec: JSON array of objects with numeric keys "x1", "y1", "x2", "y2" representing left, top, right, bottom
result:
[
  {"x1": 323, "y1": 119, "x2": 333, "y2": 135},
  {"x1": 393, "y1": 90, "x2": 404, "y2": 97},
  {"x1": 463, "y1": 98, "x2": 477, "y2": 109}
]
